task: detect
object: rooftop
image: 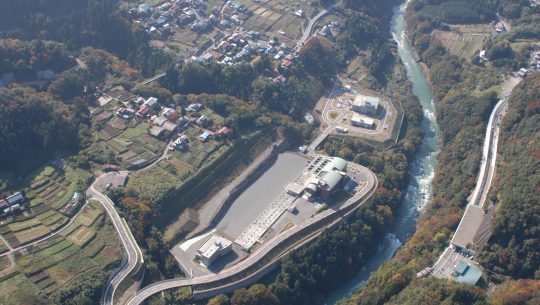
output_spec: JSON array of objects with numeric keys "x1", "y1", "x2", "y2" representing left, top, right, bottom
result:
[
  {"x1": 198, "y1": 235, "x2": 232, "y2": 260},
  {"x1": 455, "y1": 261, "x2": 483, "y2": 286},
  {"x1": 351, "y1": 113, "x2": 374, "y2": 125},
  {"x1": 353, "y1": 95, "x2": 380, "y2": 108}
]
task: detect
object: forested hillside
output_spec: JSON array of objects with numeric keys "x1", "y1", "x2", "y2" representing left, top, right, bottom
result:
[
  {"x1": 480, "y1": 73, "x2": 540, "y2": 280},
  {"x1": 335, "y1": 1, "x2": 540, "y2": 305},
  {"x1": 0, "y1": 39, "x2": 75, "y2": 76},
  {"x1": 0, "y1": 0, "x2": 173, "y2": 76},
  {"x1": 0, "y1": 87, "x2": 88, "y2": 173}
]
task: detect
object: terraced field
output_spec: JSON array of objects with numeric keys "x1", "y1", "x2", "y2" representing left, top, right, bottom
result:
[
  {"x1": 0, "y1": 201, "x2": 122, "y2": 304},
  {"x1": 0, "y1": 166, "x2": 85, "y2": 247}
]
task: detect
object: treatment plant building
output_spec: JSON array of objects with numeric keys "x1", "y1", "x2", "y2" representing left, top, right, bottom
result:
[{"x1": 196, "y1": 235, "x2": 233, "y2": 268}]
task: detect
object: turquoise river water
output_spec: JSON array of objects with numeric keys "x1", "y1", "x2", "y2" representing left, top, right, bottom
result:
[{"x1": 325, "y1": 1, "x2": 441, "y2": 303}]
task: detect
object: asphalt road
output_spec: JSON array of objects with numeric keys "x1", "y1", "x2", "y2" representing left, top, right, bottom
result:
[
  {"x1": 294, "y1": 7, "x2": 332, "y2": 51},
  {"x1": 433, "y1": 77, "x2": 521, "y2": 276},
  {"x1": 88, "y1": 175, "x2": 143, "y2": 305}
]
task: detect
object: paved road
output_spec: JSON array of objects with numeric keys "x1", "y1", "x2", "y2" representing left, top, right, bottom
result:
[
  {"x1": 125, "y1": 160, "x2": 377, "y2": 305},
  {"x1": 138, "y1": 72, "x2": 166, "y2": 86},
  {"x1": 433, "y1": 78, "x2": 521, "y2": 277},
  {"x1": 294, "y1": 7, "x2": 332, "y2": 51},
  {"x1": 88, "y1": 176, "x2": 143, "y2": 305}
]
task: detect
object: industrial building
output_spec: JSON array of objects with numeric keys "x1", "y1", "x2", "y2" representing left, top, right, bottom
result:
[
  {"x1": 196, "y1": 235, "x2": 233, "y2": 268},
  {"x1": 351, "y1": 113, "x2": 374, "y2": 129},
  {"x1": 351, "y1": 95, "x2": 380, "y2": 116},
  {"x1": 317, "y1": 157, "x2": 347, "y2": 199},
  {"x1": 303, "y1": 157, "x2": 348, "y2": 200},
  {"x1": 453, "y1": 261, "x2": 483, "y2": 286}
]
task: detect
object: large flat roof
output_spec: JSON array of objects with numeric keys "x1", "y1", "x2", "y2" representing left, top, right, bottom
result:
[
  {"x1": 455, "y1": 261, "x2": 482, "y2": 285},
  {"x1": 198, "y1": 235, "x2": 232, "y2": 259},
  {"x1": 351, "y1": 113, "x2": 374, "y2": 125},
  {"x1": 353, "y1": 95, "x2": 380, "y2": 107},
  {"x1": 321, "y1": 157, "x2": 347, "y2": 173}
]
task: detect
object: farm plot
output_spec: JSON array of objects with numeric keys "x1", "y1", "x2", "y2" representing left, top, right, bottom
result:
[
  {"x1": 102, "y1": 121, "x2": 166, "y2": 168},
  {"x1": 237, "y1": 0, "x2": 307, "y2": 40},
  {"x1": 0, "y1": 166, "x2": 83, "y2": 247},
  {"x1": 0, "y1": 201, "x2": 123, "y2": 303},
  {"x1": 433, "y1": 24, "x2": 492, "y2": 60}
]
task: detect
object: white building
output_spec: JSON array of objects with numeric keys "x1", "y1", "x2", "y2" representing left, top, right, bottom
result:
[
  {"x1": 351, "y1": 95, "x2": 380, "y2": 116},
  {"x1": 351, "y1": 113, "x2": 374, "y2": 129},
  {"x1": 196, "y1": 235, "x2": 233, "y2": 267}
]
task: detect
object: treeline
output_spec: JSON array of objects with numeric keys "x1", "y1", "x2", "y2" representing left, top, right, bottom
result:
[
  {"x1": 161, "y1": 59, "x2": 322, "y2": 118},
  {"x1": 412, "y1": 0, "x2": 496, "y2": 24},
  {"x1": 479, "y1": 73, "x2": 540, "y2": 280},
  {"x1": 0, "y1": 39, "x2": 75, "y2": 77},
  {"x1": 0, "y1": 87, "x2": 89, "y2": 173}
]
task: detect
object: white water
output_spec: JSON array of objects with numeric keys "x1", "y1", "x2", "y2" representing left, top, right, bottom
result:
[{"x1": 325, "y1": 1, "x2": 441, "y2": 303}]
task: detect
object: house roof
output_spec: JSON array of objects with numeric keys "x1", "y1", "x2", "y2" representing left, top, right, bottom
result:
[
  {"x1": 153, "y1": 116, "x2": 168, "y2": 127},
  {"x1": 6, "y1": 192, "x2": 24, "y2": 204},
  {"x1": 218, "y1": 127, "x2": 231, "y2": 135},
  {"x1": 149, "y1": 126, "x2": 165, "y2": 137},
  {"x1": 162, "y1": 121, "x2": 178, "y2": 132},
  {"x1": 0, "y1": 199, "x2": 8, "y2": 208}
]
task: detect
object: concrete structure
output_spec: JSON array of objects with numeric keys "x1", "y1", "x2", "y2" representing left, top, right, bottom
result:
[
  {"x1": 454, "y1": 261, "x2": 482, "y2": 286},
  {"x1": 196, "y1": 235, "x2": 233, "y2": 267},
  {"x1": 352, "y1": 95, "x2": 380, "y2": 116},
  {"x1": 351, "y1": 113, "x2": 374, "y2": 129},
  {"x1": 285, "y1": 182, "x2": 304, "y2": 196}
]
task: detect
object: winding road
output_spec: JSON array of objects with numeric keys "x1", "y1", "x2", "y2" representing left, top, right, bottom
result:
[{"x1": 88, "y1": 176, "x2": 143, "y2": 305}]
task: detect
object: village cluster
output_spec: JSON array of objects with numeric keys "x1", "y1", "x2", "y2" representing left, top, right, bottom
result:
[{"x1": 128, "y1": 0, "x2": 341, "y2": 70}]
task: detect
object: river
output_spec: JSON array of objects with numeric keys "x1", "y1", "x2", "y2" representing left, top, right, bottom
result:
[{"x1": 325, "y1": 1, "x2": 441, "y2": 303}]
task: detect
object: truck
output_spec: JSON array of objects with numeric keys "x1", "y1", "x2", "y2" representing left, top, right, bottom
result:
[{"x1": 336, "y1": 126, "x2": 348, "y2": 133}]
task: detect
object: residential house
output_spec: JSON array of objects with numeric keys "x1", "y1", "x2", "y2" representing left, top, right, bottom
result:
[
  {"x1": 145, "y1": 97, "x2": 159, "y2": 110},
  {"x1": 196, "y1": 115, "x2": 211, "y2": 127},
  {"x1": 187, "y1": 103, "x2": 203, "y2": 112},
  {"x1": 6, "y1": 192, "x2": 25, "y2": 206},
  {"x1": 199, "y1": 131, "x2": 211, "y2": 142},
  {"x1": 281, "y1": 59, "x2": 293, "y2": 69},
  {"x1": 136, "y1": 105, "x2": 151, "y2": 118}
]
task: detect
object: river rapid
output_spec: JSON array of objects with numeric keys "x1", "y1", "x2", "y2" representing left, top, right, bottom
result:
[{"x1": 325, "y1": 1, "x2": 441, "y2": 303}]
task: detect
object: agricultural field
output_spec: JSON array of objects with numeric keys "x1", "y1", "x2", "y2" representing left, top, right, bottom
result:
[
  {"x1": 126, "y1": 111, "x2": 232, "y2": 202},
  {"x1": 238, "y1": 0, "x2": 307, "y2": 42},
  {"x1": 0, "y1": 201, "x2": 122, "y2": 304},
  {"x1": 99, "y1": 118, "x2": 167, "y2": 170},
  {"x1": 433, "y1": 24, "x2": 493, "y2": 60},
  {"x1": 0, "y1": 239, "x2": 8, "y2": 254},
  {"x1": 0, "y1": 166, "x2": 85, "y2": 248}
]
